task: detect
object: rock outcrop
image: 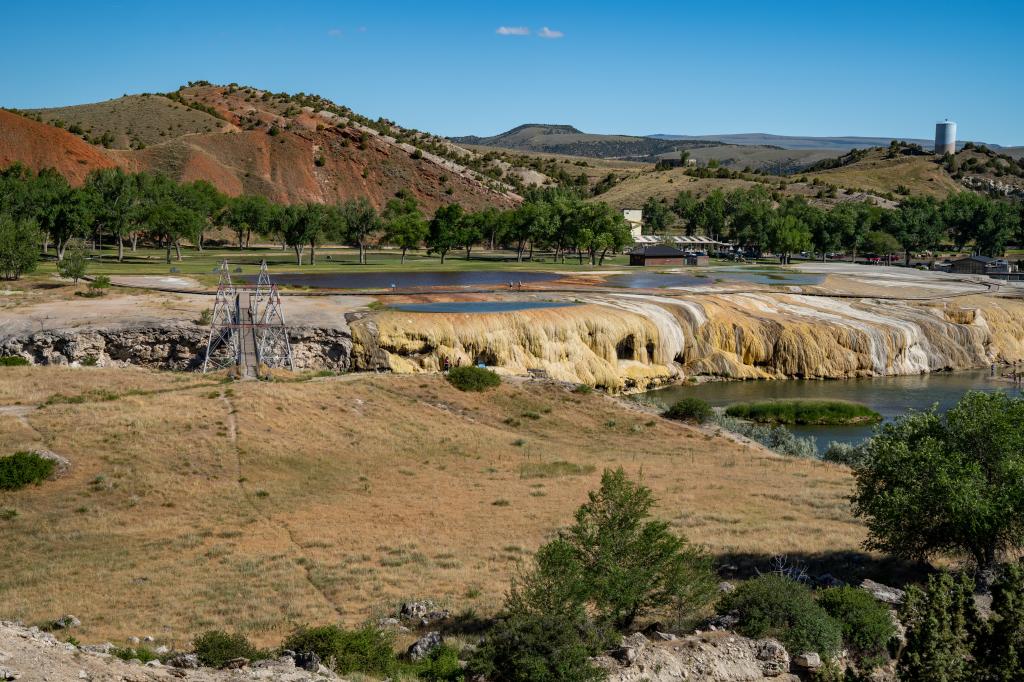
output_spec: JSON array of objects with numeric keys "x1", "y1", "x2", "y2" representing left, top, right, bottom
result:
[
  {"x1": 597, "y1": 632, "x2": 798, "y2": 681},
  {"x1": 0, "y1": 325, "x2": 353, "y2": 372},
  {"x1": 0, "y1": 621, "x2": 341, "y2": 681}
]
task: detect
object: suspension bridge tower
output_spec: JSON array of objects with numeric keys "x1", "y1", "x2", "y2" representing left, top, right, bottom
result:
[{"x1": 202, "y1": 260, "x2": 294, "y2": 378}]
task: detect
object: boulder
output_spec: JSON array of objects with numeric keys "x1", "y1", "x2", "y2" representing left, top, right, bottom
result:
[
  {"x1": 597, "y1": 632, "x2": 792, "y2": 681},
  {"x1": 166, "y1": 652, "x2": 200, "y2": 669},
  {"x1": 294, "y1": 651, "x2": 321, "y2": 671},
  {"x1": 718, "y1": 581, "x2": 737, "y2": 593},
  {"x1": 792, "y1": 652, "x2": 822, "y2": 669},
  {"x1": 52, "y1": 615, "x2": 80, "y2": 630},
  {"x1": 0, "y1": 669, "x2": 19, "y2": 681},
  {"x1": 224, "y1": 657, "x2": 249, "y2": 669},
  {"x1": 407, "y1": 632, "x2": 443, "y2": 661},
  {"x1": 80, "y1": 642, "x2": 114, "y2": 655},
  {"x1": 860, "y1": 579, "x2": 906, "y2": 605}
]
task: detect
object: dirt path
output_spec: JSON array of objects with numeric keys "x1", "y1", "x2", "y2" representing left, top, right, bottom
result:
[{"x1": 218, "y1": 392, "x2": 345, "y2": 619}]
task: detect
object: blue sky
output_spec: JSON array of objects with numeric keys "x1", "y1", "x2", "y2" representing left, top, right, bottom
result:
[{"x1": 2, "y1": 1, "x2": 1022, "y2": 144}]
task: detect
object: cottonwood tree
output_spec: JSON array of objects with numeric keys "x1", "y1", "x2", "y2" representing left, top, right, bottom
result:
[
  {"x1": 0, "y1": 215, "x2": 41, "y2": 280},
  {"x1": 853, "y1": 391, "x2": 1024, "y2": 577},
  {"x1": 426, "y1": 202, "x2": 464, "y2": 264},
  {"x1": 339, "y1": 197, "x2": 380, "y2": 265},
  {"x1": 382, "y1": 194, "x2": 427, "y2": 264},
  {"x1": 56, "y1": 238, "x2": 88, "y2": 284}
]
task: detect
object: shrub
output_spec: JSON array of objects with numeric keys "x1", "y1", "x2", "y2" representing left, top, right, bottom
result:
[
  {"x1": 0, "y1": 355, "x2": 29, "y2": 366},
  {"x1": 192, "y1": 630, "x2": 266, "y2": 668},
  {"x1": 711, "y1": 414, "x2": 818, "y2": 458},
  {"x1": 411, "y1": 643, "x2": 464, "y2": 681},
  {"x1": 88, "y1": 275, "x2": 111, "y2": 290},
  {"x1": 468, "y1": 607, "x2": 607, "y2": 682},
  {"x1": 282, "y1": 625, "x2": 396, "y2": 676},
  {"x1": 528, "y1": 468, "x2": 715, "y2": 629},
  {"x1": 821, "y1": 440, "x2": 870, "y2": 468},
  {"x1": 111, "y1": 646, "x2": 159, "y2": 663},
  {"x1": 0, "y1": 452, "x2": 55, "y2": 490},
  {"x1": 818, "y1": 586, "x2": 896, "y2": 668},
  {"x1": 663, "y1": 397, "x2": 713, "y2": 424},
  {"x1": 446, "y1": 366, "x2": 501, "y2": 392},
  {"x1": 718, "y1": 574, "x2": 842, "y2": 658},
  {"x1": 897, "y1": 572, "x2": 977, "y2": 681}
]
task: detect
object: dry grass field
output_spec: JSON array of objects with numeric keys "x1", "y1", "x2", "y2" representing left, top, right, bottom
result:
[
  {"x1": 808, "y1": 153, "x2": 963, "y2": 198},
  {"x1": 0, "y1": 367, "x2": 864, "y2": 647}
]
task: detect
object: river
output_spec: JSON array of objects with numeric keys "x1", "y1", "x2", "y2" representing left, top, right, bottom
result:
[{"x1": 634, "y1": 369, "x2": 1020, "y2": 448}]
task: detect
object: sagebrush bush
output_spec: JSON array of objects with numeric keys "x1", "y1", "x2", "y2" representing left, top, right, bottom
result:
[
  {"x1": 468, "y1": 607, "x2": 607, "y2": 682},
  {"x1": 446, "y1": 366, "x2": 501, "y2": 392},
  {"x1": 282, "y1": 625, "x2": 396, "y2": 675},
  {"x1": 0, "y1": 451, "x2": 55, "y2": 490},
  {"x1": 0, "y1": 355, "x2": 29, "y2": 366},
  {"x1": 192, "y1": 630, "x2": 266, "y2": 668},
  {"x1": 663, "y1": 397, "x2": 713, "y2": 424},
  {"x1": 817, "y1": 586, "x2": 896, "y2": 668},
  {"x1": 718, "y1": 574, "x2": 842, "y2": 658}
]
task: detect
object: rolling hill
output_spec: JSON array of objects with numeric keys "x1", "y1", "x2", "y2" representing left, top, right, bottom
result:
[{"x1": 2, "y1": 84, "x2": 522, "y2": 212}]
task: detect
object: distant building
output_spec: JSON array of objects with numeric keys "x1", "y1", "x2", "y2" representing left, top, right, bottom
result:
[
  {"x1": 935, "y1": 120, "x2": 957, "y2": 155},
  {"x1": 686, "y1": 254, "x2": 710, "y2": 266},
  {"x1": 944, "y1": 255, "x2": 1016, "y2": 275},
  {"x1": 623, "y1": 209, "x2": 643, "y2": 241},
  {"x1": 629, "y1": 245, "x2": 687, "y2": 266}
]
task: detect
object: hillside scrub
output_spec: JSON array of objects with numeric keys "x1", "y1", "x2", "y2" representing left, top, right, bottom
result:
[
  {"x1": 281, "y1": 625, "x2": 397, "y2": 676},
  {"x1": 446, "y1": 366, "x2": 501, "y2": 391},
  {"x1": 711, "y1": 413, "x2": 818, "y2": 459},
  {"x1": 724, "y1": 399, "x2": 881, "y2": 425},
  {"x1": 817, "y1": 586, "x2": 897, "y2": 668},
  {"x1": 717, "y1": 574, "x2": 843, "y2": 659},
  {"x1": 0, "y1": 356, "x2": 29, "y2": 366},
  {"x1": 0, "y1": 451, "x2": 55, "y2": 490},
  {"x1": 192, "y1": 630, "x2": 269, "y2": 668},
  {"x1": 663, "y1": 397, "x2": 713, "y2": 424}
]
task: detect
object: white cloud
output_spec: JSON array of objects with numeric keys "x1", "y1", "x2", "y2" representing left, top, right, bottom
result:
[
  {"x1": 496, "y1": 26, "x2": 530, "y2": 36},
  {"x1": 327, "y1": 28, "x2": 343, "y2": 37},
  {"x1": 537, "y1": 27, "x2": 564, "y2": 39}
]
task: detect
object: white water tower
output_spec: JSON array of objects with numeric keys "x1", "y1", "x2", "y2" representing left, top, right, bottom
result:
[{"x1": 934, "y1": 120, "x2": 957, "y2": 155}]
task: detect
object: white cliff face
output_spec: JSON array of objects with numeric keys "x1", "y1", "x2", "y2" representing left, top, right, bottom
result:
[{"x1": 359, "y1": 292, "x2": 1024, "y2": 391}]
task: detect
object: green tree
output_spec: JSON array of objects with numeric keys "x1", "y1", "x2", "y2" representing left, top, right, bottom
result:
[
  {"x1": 56, "y1": 237, "x2": 88, "y2": 284},
  {"x1": 460, "y1": 210, "x2": 485, "y2": 260},
  {"x1": 975, "y1": 563, "x2": 1024, "y2": 681},
  {"x1": 177, "y1": 180, "x2": 227, "y2": 252},
  {"x1": 898, "y1": 572, "x2": 978, "y2": 682},
  {"x1": 885, "y1": 195, "x2": 944, "y2": 265},
  {"x1": 533, "y1": 467, "x2": 715, "y2": 629},
  {"x1": 382, "y1": 194, "x2": 427, "y2": 264},
  {"x1": 224, "y1": 194, "x2": 272, "y2": 250},
  {"x1": 641, "y1": 196, "x2": 672, "y2": 235},
  {"x1": 85, "y1": 167, "x2": 136, "y2": 261},
  {"x1": 0, "y1": 215, "x2": 41, "y2": 280},
  {"x1": 426, "y1": 203, "x2": 464, "y2": 264},
  {"x1": 724, "y1": 186, "x2": 772, "y2": 250},
  {"x1": 765, "y1": 212, "x2": 811, "y2": 264},
  {"x1": 138, "y1": 197, "x2": 203, "y2": 263},
  {"x1": 339, "y1": 197, "x2": 380, "y2": 265},
  {"x1": 862, "y1": 229, "x2": 901, "y2": 263},
  {"x1": 671, "y1": 190, "x2": 700, "y2": 236},
  {"x1": 853, "y1": 392, "x2": 1024, "y2": 575}
]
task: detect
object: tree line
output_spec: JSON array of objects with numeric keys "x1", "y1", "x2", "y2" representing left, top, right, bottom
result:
[
  {"x1": 643, "y1": 187, "x2": 1024, "y2": 263},
  {"x1": 0, "y1": 165, "x2": 633, "y2": 273}
]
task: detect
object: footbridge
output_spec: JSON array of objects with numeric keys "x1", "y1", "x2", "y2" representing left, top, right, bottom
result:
[{"x1": 202, "y1": 261, "x2": 294, "y2": 378}]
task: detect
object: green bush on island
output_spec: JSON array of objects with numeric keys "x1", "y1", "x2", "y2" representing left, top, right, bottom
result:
[
  {"x1": 0, "y1": 451, "x2": 55, "y2": 491},
  {"x1": 725, "y1": 399, "x2": 881, "y2": 425}
]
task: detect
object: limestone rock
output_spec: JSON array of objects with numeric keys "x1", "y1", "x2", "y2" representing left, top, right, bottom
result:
[
  {"x1": 860, "y1": 579, "x2": 905, "y2": 605},
  {"x1": 407, "y1": 632, "x2": 442, "y2": 661},
  {"x1": 166, "y1": 652, "x2": 200, "y2": 669},
  {"x1": 0, "y1": 668, "x2": 20, "y2": 681},
  {"x1": 597, "y1": 631, "x2": 793, "y2": 681},
  {"x1": 792, "y1": 652, "x2": 822, "y2": 669},
  {"x1": 52, "y1": 616, "x2": 80, "y2": 630}
]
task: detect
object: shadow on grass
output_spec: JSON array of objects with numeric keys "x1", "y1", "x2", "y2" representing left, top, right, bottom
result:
[{"x1": 715, "y1": 550, "x2": 934, "y2": 589}]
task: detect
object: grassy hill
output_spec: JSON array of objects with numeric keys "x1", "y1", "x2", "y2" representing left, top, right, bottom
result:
[
  {"x1": 807, "y1": 149, "x2": 963, "y2": 198},
  {"x1": 0, "y1": 367, "x2": 859, "y2": 644},
  {"x1": 24, "y1": 94, "x2": 231, "y2": 149},
  {"x1": 2, "y1": 83, "x2": 524, "y2": 212},
  {"x1": 453, "y1": 123, "x2": 723, "y2": 161}
]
